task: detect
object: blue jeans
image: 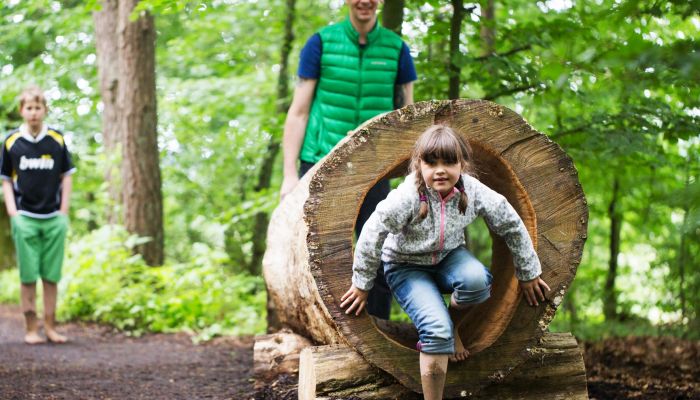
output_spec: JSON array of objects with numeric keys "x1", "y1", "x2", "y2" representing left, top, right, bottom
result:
[{"x1": 384, "y1": 246, "x2": 493, "y2": 354}]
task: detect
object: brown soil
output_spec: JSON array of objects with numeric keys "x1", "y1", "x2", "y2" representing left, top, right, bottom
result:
[
  {"x1": 0, "y1": 304, "x2": 255, "y2": 400},
  {"x1": 2, "y1": 304, "x2": 698, "y2": 399}
]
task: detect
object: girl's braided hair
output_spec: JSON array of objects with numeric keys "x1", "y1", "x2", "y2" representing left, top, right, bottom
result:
[{"x1": 409, "y1": 125, "x2": 473, "y2": 220}]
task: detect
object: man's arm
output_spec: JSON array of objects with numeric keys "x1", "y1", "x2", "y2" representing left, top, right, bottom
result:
[
  {"x1": 2, "y1": 180, "x2": 17, "y2": 217},
  {"x1": 280, "y1": 78, "x2": 318, "y2": 198},
  {"x1": 398, "y1": 81, "x2": 414, "y2": 107}
]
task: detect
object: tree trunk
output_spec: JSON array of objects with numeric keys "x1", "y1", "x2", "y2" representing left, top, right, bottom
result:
[
  {"x1": 118, "y1": 0, "x2": 163, "y2": 266},
  {"x1": 93, "y1": 0, "x2": 121, "y2": 223},
  {"x1": 0, "y1": 202, "x2": 14, "y2": 270},
  {"x1": 263, "y1": 99, "x2": 588, "y2": 397},
  {"x1": 382, "y1": 0, "x2": 404, "y2": 35},
  {"x1": 249, "y1": 0, "x2": 296, "y2": 276},
  {"x1": 299, "y1": 332, "x2": 587, "y2": 400},
  {"x1": 603, "y1": 177, "x2": 620, "y2": 321},
  {"x1": 480, "y1": 0, "x2": 496, "y2": 57},
  {"x1": 448, "y1": 0, "x2": 465, "y2": 99},
  {"x1": 678, "y1": 162, "x2": 691, "y2": 320}
]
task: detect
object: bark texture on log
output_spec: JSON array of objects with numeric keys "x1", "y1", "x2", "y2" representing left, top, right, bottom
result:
[
  {"x1": 263, "y1": 99, "x2": 588, "y2": 397},
  {"x1": 253, "y1": 329, "x2": 312, "y2": 384},
  {"x1": 299, "y1": 332, "x2": 587, "y2": 400}
]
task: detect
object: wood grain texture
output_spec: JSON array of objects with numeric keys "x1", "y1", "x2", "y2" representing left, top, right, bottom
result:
[{"x1": 263, "y1": 99, "x2": 588, "y2": 397}]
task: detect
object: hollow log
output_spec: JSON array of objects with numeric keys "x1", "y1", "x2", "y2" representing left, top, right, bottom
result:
[
  {"x1": 299, "y1": 332, "x2": 587, "y2": 400},
  {"x1": 263, "y1": 99, "x2": 588, "y2": 397}
]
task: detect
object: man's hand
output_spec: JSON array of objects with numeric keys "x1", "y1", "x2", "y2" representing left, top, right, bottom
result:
[
  {"x1": 280, "y1": 175, "x2": 300, "y2": 199},
  {"x1": 340, "y1": 284, "x2": 369, "y2": 316},
  {"x1": 519, "y1": 276, "x2": 551, "y2": 306}
]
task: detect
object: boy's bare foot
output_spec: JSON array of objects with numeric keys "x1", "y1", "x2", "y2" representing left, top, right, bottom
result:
[
  {"x1": 450, "y1": 330, "x2": 469, "y2": 362},
  {"x1": 45, "y1": 329, "x2": 68, "y2": 344},
  {"x1": 24, "y1": 331, "x2": 46, "y2": 345}
]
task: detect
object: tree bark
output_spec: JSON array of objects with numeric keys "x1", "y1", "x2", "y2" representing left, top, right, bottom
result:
[
  {"x1": 118, "y1": 0, "x2": 163, "y2": 266},
  {"x1": 382, "y1": 0, "x2": 404, "y2": 35},
  {"x1": 480, "y1": 0, "x2": 496, "y2": 57},
  {"x1": 93, "y1": 0, "x2": 121, "y2": 223},
  {"x1": 253, "y1": 329, "x2": 312, "y2": 384},
  {"x1": 604, "y1": 177, "x2": 620, "y2": 321},
  {"x1": 0, "y1": 202, "x2": 14, "y2": 270},
  {"x1": 448, "y1": 0, "x2": 465, "y2": 99},
  {"x1": 263, "y1": 99, "x2": 588, "y2": 397}
]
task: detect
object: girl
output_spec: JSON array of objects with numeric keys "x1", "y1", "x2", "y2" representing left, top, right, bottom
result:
[{"x1": 340, "y1": 125, "x2": 550, "y2": 399}]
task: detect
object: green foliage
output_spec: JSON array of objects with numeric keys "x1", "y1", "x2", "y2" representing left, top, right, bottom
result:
[
  {"x1": 1, "y1": 0, "x2": 698, "y2": 340},
  {"x1": 58, "y1": 226, "x2": 266, "y2": 340},
  {"x1": 0, "y1": 268, "x2": 19, "y2": 304}
]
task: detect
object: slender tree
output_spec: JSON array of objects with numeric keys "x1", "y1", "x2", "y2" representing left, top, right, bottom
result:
[
  {"x1": 249, "y1": 0, "x2": 297, "y2": 275},
  {"x1": 382, "y1": 0, "x2": 404, "y2": 34},
  {"x1": 448, "y1": 0, "x2": 465, "y2": 99},
  {"x1": 604, "y1": 177, "x2": 621, "y2": 321},
  {"x1": 119, "y1": 0, "x2": 163, "y2": 265},
  {"x1": 93, "y1": 0, "x2": 121, "y2": 223}
]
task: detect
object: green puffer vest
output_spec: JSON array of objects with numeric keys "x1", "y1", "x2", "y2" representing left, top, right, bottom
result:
[{"x1": 300, "y1": 18, "x2": 403, "y2": 163}]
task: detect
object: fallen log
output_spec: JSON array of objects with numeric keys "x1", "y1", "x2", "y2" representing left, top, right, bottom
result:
[
  {"x1": 299, "y1": 332, "x2": 587, "y2": 400},
  {"x1": 262, "y1": 99, "x2": 588, "y2": 396}
]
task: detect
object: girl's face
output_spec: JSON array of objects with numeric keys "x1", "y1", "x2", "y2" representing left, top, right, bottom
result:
[
  {"x1": 20, "y1": 100, "x2": 47, "y2": 133},
  {"x1": 420, "y1": 158, "x2": 462, "y2": 197}
]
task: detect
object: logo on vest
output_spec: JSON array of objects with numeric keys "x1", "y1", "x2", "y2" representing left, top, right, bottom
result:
[
  {"x1": 19, "y1": 155, "x2": 54, "y2": 170},
  {"x1": 371, "y1": 61, "x2": 387, "y2": 66}
]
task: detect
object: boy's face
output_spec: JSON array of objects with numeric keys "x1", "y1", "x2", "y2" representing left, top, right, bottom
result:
[{"x1": 19, "y1": 100, "x2": 47, "y2": 131}]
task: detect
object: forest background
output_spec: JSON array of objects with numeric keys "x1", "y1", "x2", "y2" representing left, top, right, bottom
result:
[{"x1": 0, "y1": 0, "x2": 698, "y2": 343}]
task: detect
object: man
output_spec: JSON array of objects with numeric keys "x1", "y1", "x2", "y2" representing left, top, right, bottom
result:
[{"x1": 280, "y1": 0, "x2": 417, "y2": 319}]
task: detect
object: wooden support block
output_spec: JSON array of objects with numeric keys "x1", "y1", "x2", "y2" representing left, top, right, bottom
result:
[
  {"x1": 298, "y1": 332, "x2": 587, "y2": 399},
  {"x1": 253, "y1": 329, "x2": 313, "y2": 386}
]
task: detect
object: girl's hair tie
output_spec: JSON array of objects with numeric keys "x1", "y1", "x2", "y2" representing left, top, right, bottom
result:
[
  {"x1": 458, "y1": 186, "x2": 465, "y2": 193},
  {"x1": 419, "y1": 194, "x2": 428, "y2": 202}
]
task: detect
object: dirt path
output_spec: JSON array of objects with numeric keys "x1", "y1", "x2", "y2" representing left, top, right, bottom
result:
[
  {"x1": 0, "y1": 305, "x2": 255, "y2": 400},
  {"x1": 2, "y1": 303, "x2": 699, "y2": 399}
]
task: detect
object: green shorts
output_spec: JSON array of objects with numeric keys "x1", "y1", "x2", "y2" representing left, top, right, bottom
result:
[{"x1": 10, "y1": 214, "x2": 69, "y2": 284}]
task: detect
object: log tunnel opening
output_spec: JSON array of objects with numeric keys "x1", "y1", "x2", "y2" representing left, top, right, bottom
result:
[{"x1": 358, "y1": 139, "x2": 538, "y2": 356}]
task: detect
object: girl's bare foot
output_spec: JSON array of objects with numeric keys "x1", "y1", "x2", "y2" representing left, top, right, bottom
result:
[
  {"x1": 45, "y1": 329, "x2": 68, "y2": 344},
  {"x1": 24, "y1": 331, "x2": 46, "y2": 345},
  {"x1": 450, "y1": 330, "x2": 469, "y2": 362}
]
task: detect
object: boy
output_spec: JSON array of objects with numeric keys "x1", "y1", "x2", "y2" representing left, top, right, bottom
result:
[{"x1": 1, "y1": 86, "x2": 75, "y2": 344}]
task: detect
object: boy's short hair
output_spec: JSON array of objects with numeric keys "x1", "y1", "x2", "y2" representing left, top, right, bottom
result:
[{"x1": 18, "y1": 86, "x2": 48, "y2": 109}]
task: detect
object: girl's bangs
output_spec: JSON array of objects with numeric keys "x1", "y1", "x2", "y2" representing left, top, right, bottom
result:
[{"x1": 420, "y1": 133, "x2": 461, "y2": 164}]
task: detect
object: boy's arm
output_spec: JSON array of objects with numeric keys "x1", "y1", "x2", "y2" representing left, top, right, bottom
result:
[
  {"x1": 59, "y1": 174, "x2": 72, "y2": 215},
  {"x1": 2, "y1": 180, "x2": 17, "y2": 217}
]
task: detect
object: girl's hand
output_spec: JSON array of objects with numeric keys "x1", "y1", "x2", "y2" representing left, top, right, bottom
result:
[
  {"x1": 340, "y1": 284, "x2": 369, "y2": 316},
  {"x1": 519, "y1": 277, "x2": 551, "y2": 306}
]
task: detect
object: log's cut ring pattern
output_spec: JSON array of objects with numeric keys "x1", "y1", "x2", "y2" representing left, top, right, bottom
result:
[{"x1": 264, "y1": 99, "x2": 588, "y2": 397}]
